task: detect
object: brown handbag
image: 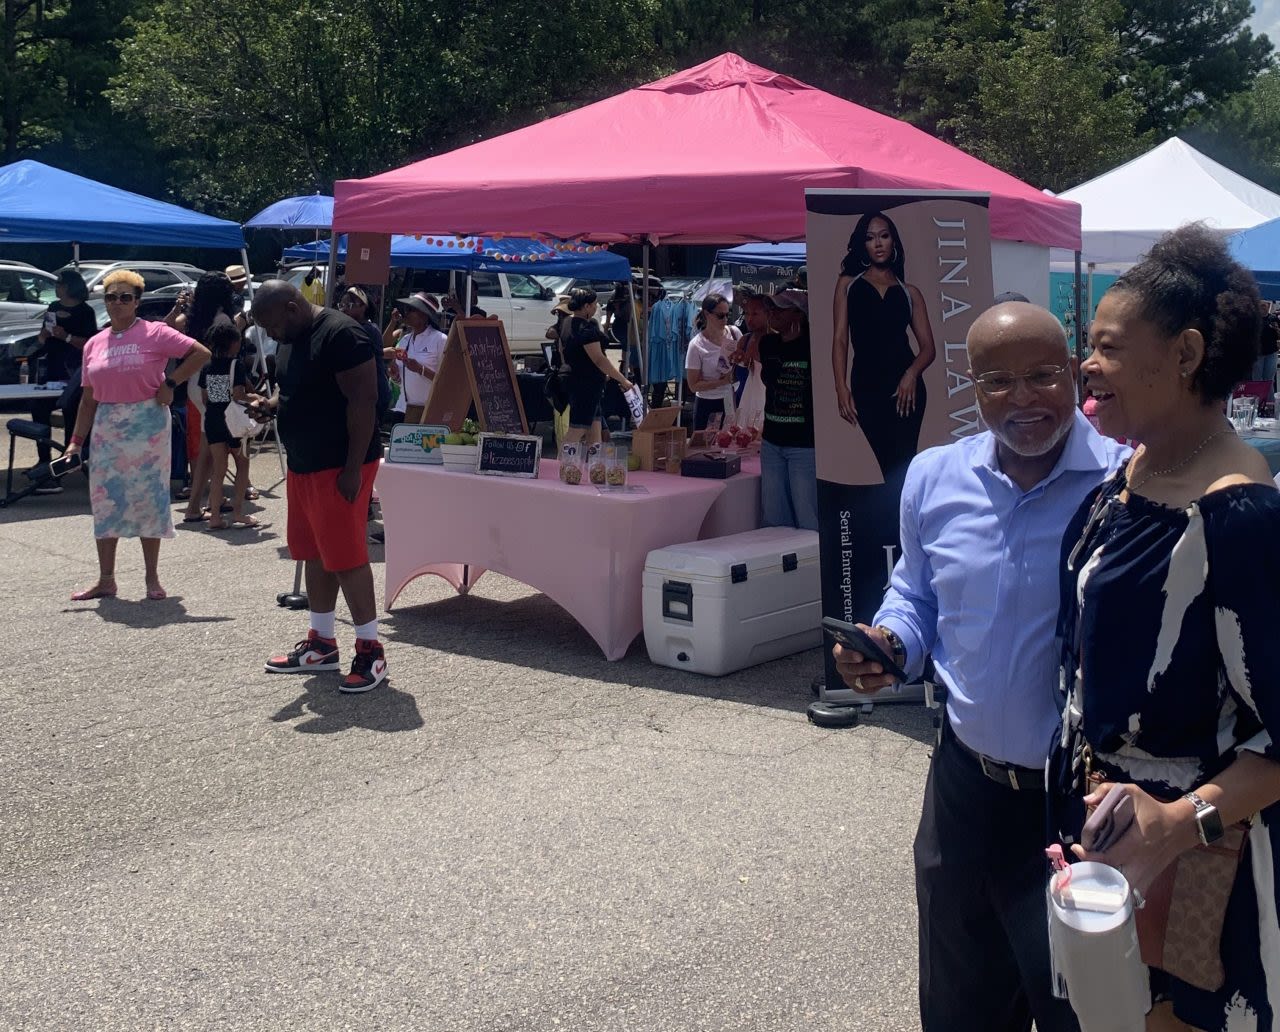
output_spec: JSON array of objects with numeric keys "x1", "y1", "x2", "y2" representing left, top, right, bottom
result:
[
  {"x1": 1084, "y1": 757, "x2": 1250, "y2": 992},
  {"x1": 1133, "y1": 822, "x2": 1250, "y2": 992}
]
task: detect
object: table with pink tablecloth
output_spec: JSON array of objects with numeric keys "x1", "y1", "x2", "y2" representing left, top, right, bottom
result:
[{"x1": 377, "y1": 455, "x2": 761, "y2": 660}]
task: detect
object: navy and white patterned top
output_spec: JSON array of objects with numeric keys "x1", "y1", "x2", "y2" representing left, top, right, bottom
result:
[{"x1": 1050, "y1": 471, "x2": 1280, "y2": 1029}]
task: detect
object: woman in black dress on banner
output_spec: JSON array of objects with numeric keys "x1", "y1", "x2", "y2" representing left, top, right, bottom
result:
[
  {"x1": 1050, "y1": 224, "x2": 1280, "y2": 1031},
  {"x1": 832, "y1": 211, "x2": 935, "y2": 489}
]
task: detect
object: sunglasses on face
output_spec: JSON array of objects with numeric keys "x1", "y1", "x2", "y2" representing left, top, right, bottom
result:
[
  {"x1": 104, "y1": 292, "x2": 137, "y2": 304},
  {"x1": 972, "y1": 364, "x2": 1069, "y2": 397}
]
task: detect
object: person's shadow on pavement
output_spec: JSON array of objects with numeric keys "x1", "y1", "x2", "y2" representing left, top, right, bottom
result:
[{"x1": 270, "y1": 676, "x2": 424, "y2": 734}]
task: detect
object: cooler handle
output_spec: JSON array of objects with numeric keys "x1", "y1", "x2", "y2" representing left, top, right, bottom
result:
[
  {"x1": 662, "y1": 580, "x2": 694, "y2": 622},
  {"x1": 782, "y1": 552, "x2": 798, "y2": 572}
]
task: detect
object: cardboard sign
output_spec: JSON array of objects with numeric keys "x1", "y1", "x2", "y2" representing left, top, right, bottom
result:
[
  {"x1": 475, "y1": 432, "x2": 541, "y2": 478},
  {"x1": 386, "y1": 423, "x2": 449, "y2": 464},
  {"x1": 343, "y1": 233, "x2": 391, "y2": 285},
  {"x1": 422, "y1": 318, "x2": 529, "y2": 434}
]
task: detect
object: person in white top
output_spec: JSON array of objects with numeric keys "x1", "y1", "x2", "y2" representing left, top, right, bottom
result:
[
  {"x1": 684, "y1": 293, "x2": 743, "y2": 430},
  {"x1": 383, "y1": 292, "x2": 446, "y2": 423}
]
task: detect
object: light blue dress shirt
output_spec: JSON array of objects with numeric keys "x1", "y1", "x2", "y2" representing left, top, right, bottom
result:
[{"x1": 875, "y1": 409, "x2": 1130, "y2": 769}]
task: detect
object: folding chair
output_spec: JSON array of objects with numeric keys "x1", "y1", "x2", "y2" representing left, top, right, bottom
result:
[{"x1": 1, "y1": 419, "x2": 65, "y2": 508}]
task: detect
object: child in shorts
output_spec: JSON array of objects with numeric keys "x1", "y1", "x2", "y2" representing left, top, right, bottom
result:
[{"x1": 201, "y1": 320, "x2": 264, "y2": 530}]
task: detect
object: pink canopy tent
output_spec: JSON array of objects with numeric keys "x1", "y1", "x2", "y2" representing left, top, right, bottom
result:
[{"x1": 334, "y1": 53, "x2": 1080, "y2": 250}]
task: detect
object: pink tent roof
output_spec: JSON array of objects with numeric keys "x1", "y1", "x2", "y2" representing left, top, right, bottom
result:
[{"x1": 334, "y1": 53, "x2": 1080, "y2": 250}]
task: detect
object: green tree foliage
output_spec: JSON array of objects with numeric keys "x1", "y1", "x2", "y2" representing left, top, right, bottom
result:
[
  {"x1": 108, "y1": 0, "x2": 666, "y2": 218},
  {"x1": 904, "y1": 0, "x2": 1147, "y2": 190},
  {"x1": 1119, "y1": 0, "x2": 1272, "y2": 137},
  {"x1": 0, "y1": 0, "x2": 1271, "y2": 219},
  {"x1": 0, "y1": 0, "x2": 165, "y2": 191},
  {"x1": 1185, "y1": 69, "x2": 1280, "y2": 193}
]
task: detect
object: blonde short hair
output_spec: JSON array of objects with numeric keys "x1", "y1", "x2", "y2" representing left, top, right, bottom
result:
[{"x1": 102, "y1": 269, "x2": 145, "y2": 293}]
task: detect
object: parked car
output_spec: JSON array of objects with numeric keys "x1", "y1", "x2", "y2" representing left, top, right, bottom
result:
[
  {"x1": 0, "y1": 289, "x2": 181, "y2": 384},
  {"x1": 57, "y1": 260, "x2": 205, "y2": 295},
  {"x1": 0, "y1": 261, "x2": 60, "y2": 328}
]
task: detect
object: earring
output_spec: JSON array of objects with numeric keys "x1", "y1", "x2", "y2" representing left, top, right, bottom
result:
[
  {"x1": 861, "y1": 257, "x2": 871, "y2": 268},
  {"x1": 891, "y1": 247, "x2": 899, "y2": 264}
]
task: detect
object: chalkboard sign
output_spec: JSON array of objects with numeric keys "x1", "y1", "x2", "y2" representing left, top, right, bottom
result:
[
  {"x1": 422, "y1": 318, "x2": 529, "y2": 434},
  {"x1": 475, "y1": 432, "x2": 541, "y2": 478}
]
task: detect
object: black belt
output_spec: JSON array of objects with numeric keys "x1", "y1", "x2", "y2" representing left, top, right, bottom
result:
[{"x1": 943, "y1": 718, "x2": 1044, "y2": 792}]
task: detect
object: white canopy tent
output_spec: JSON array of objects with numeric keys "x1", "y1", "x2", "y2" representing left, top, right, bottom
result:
[{"x1": 1050, "y1": 137, "x2": 1280, "y2": 270}]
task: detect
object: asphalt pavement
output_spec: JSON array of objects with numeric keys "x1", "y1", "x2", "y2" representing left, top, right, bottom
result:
[{"x1": 0, "y1": 433, "x2": 935, "y2": 1032}]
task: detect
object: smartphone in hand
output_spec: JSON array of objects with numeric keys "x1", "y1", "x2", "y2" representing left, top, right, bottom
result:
[
  {"x1": 49, "y1": 452, "x2": 84, "y2": 477},
  {"x1": 822, "y1": 616, "x2": 909, "y2": 682}
]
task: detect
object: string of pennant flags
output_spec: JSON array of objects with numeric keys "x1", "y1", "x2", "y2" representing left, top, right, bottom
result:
[{"x1": 407, "y1": 233, "x2": 611, "y2": 261}]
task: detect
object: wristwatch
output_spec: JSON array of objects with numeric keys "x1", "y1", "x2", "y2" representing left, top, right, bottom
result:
[
  {"x1": 164, "y1": 377, "x2": 177, "y2": 390},
  {"x1": 1183, "y1": 790, "x2": 1225, "y2": 846},
  {"x1": 875, "y1": 625, "x2": 907, "y2": 670}
]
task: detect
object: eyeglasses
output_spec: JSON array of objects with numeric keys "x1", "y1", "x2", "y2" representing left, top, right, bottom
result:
[
  {"x1": 104, "y1": 292, "x2": 137, "y2": 304},
  {"x1": 337, "y1": 298, "x2": 362, "y2": 309},
  {"x1": 972, "y1": 364, "x2": 1069, "y2": 397}
]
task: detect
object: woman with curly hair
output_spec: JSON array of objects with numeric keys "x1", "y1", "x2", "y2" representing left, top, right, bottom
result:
[
  {"x1": 65, "y1": 270, "x2": 209, "y2": 600},
  {"x1": 832, "y1": 210, "x2": 935, "y2": 490},
  {"x1": 1050, "y1": 223, "x2": 1280, "y2": 1031},
  {"x1": 171, "y1": 271, "x2": 245, "y2": 521}
]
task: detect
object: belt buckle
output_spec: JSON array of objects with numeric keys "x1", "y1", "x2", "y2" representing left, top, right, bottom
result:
[{"x1": 980, "y1": 755, "x2": 1018, "y2": 790}]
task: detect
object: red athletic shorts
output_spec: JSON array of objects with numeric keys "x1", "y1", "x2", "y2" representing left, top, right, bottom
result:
[
  {"x1": 186, "y1": 399, "x2": 203, "y2": 462},
  {"x1": 286, "y1": 461, "x2": 379, "y2": 572}
]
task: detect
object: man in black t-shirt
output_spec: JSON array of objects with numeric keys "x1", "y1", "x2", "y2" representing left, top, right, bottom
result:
[{"x1": 249, "y1": 280, "x2": 388, "y2": 693}]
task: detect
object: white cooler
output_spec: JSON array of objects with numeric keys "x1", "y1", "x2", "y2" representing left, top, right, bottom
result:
[{"x1": 643, "y1": 527, "x2": 822, "y2": 676}]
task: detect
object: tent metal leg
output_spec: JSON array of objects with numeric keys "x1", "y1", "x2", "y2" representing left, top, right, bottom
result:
[{"x1": 324, "y1": 232, "x2": 339, "y2": 307}]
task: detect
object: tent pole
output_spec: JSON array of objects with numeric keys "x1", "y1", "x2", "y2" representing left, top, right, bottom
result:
[
  {"x1": 241, "y1": 247, "x2": 254, "y2": 301},
  {"x1": 72, "y1": 242, "x2": 80, "y2": 268},
  {"x1": 464, "y1": 272, "x2": 472, "y2": 316},
  {"x1": 626, "y1": 277, "x2": 643, "y2": 388},
  {"x1": 324, "y1": 232, "x2": 339, "y2": 307},
  {"x1": 642, "y1": 241, "x2": 651, "y2": 405},
  {"x1": 1074, "y1": 250, "x2": 1085, "y2": 398}
]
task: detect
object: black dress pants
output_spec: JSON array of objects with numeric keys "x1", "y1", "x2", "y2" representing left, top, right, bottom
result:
[{"x1": 913, "y1": 725, "x2": 1079, "y2": 1032}]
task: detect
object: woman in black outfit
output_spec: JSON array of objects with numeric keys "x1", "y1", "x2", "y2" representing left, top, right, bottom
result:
[
  {"x1": 832, "y1": 211, "x2": 936, "y2": 490},
  {"x1": 1050, "y1": 224, "x2": 1280, "y2": 1032},
  {"x1": 30, "y1": 269, "x2": 96, "y2": 490},
  {"x1": 561, "y1": 287, "x2": 633, "y2": 445}
]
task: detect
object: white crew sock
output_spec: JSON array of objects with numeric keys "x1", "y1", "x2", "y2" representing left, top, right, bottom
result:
[
  {"x1": 354, "y1": 618, "x2": 379, "y2": 643},
  {"x1": 310, "y1": 610, "x2": 337, "y2": 640}
]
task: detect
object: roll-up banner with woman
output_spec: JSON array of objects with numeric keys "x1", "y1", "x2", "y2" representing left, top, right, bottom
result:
[{"x1": 806, "y1": 190, "x2": 992, "y2": 702}]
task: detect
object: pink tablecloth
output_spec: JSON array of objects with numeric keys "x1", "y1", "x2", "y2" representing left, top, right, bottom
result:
[{"x1": 377, "y1": 457, "x2": 761, "y2": 660}]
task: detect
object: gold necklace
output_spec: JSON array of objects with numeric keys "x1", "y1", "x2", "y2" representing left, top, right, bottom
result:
[{"x1": 1127, "y1": 425, "x2": 1234, "y2": 493}]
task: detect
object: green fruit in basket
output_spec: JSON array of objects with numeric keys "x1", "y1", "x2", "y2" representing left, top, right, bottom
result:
[
  {"x1": 461, "y1": 433, "x2": 477, "y2": 445},
  {"x1": 627, "y1": 453, "x2": 641, "y2": 471},
  {"x1": 444, "y1": 432, "x2": 465, "y2": 445}
]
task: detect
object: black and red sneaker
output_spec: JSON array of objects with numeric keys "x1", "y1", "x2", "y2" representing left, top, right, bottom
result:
[
  {"x1": 264, "y1": 631, "x2": 340, "y2": 674},
  {"x1": 340, "y1": 639, "x2": 388, "y2": 693}
]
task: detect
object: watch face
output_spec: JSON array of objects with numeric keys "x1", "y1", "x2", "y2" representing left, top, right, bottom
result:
[{"x1": 1199, "y1": 806, "x2": 1225, "y2": 845}]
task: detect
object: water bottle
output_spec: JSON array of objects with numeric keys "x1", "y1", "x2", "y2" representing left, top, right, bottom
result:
[
  {"x1": 34, "y1": 356, "x2": 47, "y2": 386},
  {"x1": 1046, "y1": 853, "x2": 1149, "y2": 1032}
]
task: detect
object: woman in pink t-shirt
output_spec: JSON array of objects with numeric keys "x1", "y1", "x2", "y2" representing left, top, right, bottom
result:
[{"x1": 64, "y1": 271, "x2": 210, "y2": 601}]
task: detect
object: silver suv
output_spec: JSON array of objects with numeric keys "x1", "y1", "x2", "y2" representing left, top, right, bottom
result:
[
  {"x1": 0, "y1": 261, "x2": 59, "y2": 327},
  {"x1": 57, "y1": 260, "x2": 205, "y2": 295}
]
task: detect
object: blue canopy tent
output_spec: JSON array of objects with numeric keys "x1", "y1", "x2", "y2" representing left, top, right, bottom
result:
[
  {"x1": 1228, "y1": 219, "x2": 1280, "y2": 301},
  {"x1": 714, "y1": 243, "x2": 807, "y2": 269},
  {"x1": 0, "y1": 160, "x2": 246, "y2": 255},
  {"x1": 283, "y1": 233, "x2": 630, "y2": 278},
  {"x1": 244, "y1": 194, "x2": 334, "y2": 231}
]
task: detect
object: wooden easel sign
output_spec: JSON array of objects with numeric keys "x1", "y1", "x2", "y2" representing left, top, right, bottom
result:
[{"x1": 421, "y1": 318, "x2": 528, "y2": 434}]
